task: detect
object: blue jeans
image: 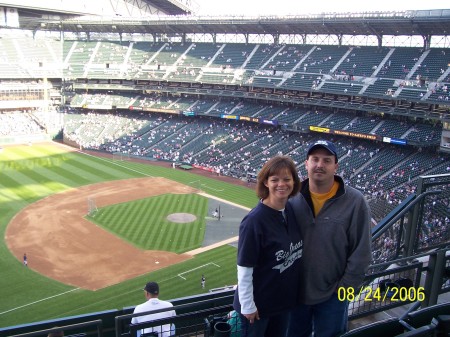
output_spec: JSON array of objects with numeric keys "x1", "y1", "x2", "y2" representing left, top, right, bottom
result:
[
  {"x1": 239, "y1": 311, "x2": 290, "y2": 337},
  {"x1": 286, "y1": 293, "x2": 348, "y2": 337}
]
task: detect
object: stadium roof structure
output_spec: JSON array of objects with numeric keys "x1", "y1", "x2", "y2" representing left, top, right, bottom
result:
[
  {"x1": 0, "y1": 0, "x2": 194, "y2": 19},
  {"x1": 16, "y1": 8, "x2": 450, "y2": 39}
]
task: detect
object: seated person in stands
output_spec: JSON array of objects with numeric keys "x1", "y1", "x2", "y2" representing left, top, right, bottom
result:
[{"x1": 131, "y1": 281, "x2": 176, "y2": 337}]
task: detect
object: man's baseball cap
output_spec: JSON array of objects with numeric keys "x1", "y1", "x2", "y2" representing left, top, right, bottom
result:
[
  {"x1": 307, "y1": 140, "x2": 338, "y2": 162},
  {"x1": 144, "y1": 281, "x2": 159, "y2": 294}
]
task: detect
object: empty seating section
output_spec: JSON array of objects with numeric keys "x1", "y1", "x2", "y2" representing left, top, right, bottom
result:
[
  {"x1": 232, "y1": 101, "x2": 266, "y2": 117},
  {"x1": 302, "y1": 45, "x2": 348, "y2": 74},
  {"x1": 396, "y1": 88, "x2": 427, "y2": 101},
  {"x1": 151, "y1": 96, "x2": 181, "y2": 110},
  {"x1": 363, "y1": 79, "x2": 396, "y2": 97},
  {"x1": 257, "y1": 105, "x2": 289, "y2": 120},
  {"x1": 200, "y1": 72, "x2": 236, "y2": 85},
  {"x1": 281, "y1": 73, "x2": 316, "y2": 90},
  {"x1": 130, "y1": 94, "x2": 162, "y2": 109},
  {"x1": 376, "y1": 119, "x2": 411, "y2": 139},
  {"x1": 239, "y1": 70, "x2": 255, "y2": 85},
  {"x1": 337, "y1": 46, "x2": 390, "y2": 78},
  {"x1": 128, "y1": 42, "x2": 165, "y2": 79},
  {"x1": 272, "y1": 106, "x2": 301, "y2": 126},
  {"x1": 207, "y1": 100, "x2": 239, "y2": 116},
  {"x1": 189, "y1": 99, "x2": 218, "y2": 114},
  {"x1": 412, "y1": 48, "x2": 450, "y2": 81},
  {"x1": 296, "y1": 110, "x2": 332, "y2": 128},
  {"x1": 92, "y1": 93, "x2": 135, "y2": 108},
  {"x1": 250, "y1": 75, "x2": 283, "y2": 88},
  {"x1": 169, "y1": 97, "x2": 198, "y2": 112},
  {"x1": 0, "y1": 38, "x2": 30, "y2": 78},
  {"x1": 69, "y1": 93, "x2": 89, "y2": 107},
  {"x1": 321, "y1": 112, "x2": 355, "y2": 130},
  {"x1": 126, "y1": 94, "x2": 177, "y2": 111},
  {"x1": 210, "y1": 43, "x2": 256, "y2": 70},
  {"x1": 263, "y1": 45, "x2": 311, "y2": 72},
  {"x1": 65, "y1": 41, "x2": 98, "y2": 77},
  {"x1": 154, "y1": 43, "x2": 188, "y2": 68},
  {"x1": 379, "y1": 47, "x2": 422, "y2": 79},
  {"x1": 15, "y1": 38, "x2": 62, "y2": 78},
  {"x1": 130, "y1": 42, "x2": 187, "y2": 80},
  {"x1": 345, "y1": 115, "x2": 381, "y2": 134},
  {"x1": 183, "y1": 43, "x2": 219, "y2": 68},
  {"x1": 244, "y1": 44, "x2": 280, "y2": 70},
  {"x1": 77, "y1": 93, "x2": 135, "y2": 108},
  {"x1": 320, "y1": 82, "x2": 363, "y2": 95},
  {"x1": 274, "y1": 107, "x2": 302, "y2": 124},
  {"x1": 87, "y1": 41, "x2": 129, "y2": 78},
  {"x1": 168, "y1": 43, "x2": 215, "y2": 82}
]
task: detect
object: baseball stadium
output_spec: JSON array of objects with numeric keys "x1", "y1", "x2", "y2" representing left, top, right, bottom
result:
[{"x1": 0, "y1": 0, "x2": 449, "y2": 336}]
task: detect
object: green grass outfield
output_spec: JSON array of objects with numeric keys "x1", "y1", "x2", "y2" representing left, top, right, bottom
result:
[
  {"x1": 87, "y1": 194, "x2": 208, "y2": 253},
  {"x1": 0, "y1": 143, "x2": 258, "y2": 328}
]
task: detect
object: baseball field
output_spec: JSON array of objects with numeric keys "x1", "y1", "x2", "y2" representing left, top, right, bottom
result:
[{"x1": 0, "y1": 142, "x2": 257, "y2": 328}]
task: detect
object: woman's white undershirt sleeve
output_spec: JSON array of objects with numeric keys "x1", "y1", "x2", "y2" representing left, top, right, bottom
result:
[{"x1": 237, "y1": 265, "x2": 257, "y2": 314}]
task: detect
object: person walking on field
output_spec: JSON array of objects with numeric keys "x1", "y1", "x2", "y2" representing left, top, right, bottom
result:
[
  {"x1": 23, "y1": 253, "x2": 28, "y2": 267},
  {"x1": 287, "y1": 140, "x2": 372, "y2": 337},
  {"x1": 233, "y1": 155, "x2": 303, "y2": 337}
]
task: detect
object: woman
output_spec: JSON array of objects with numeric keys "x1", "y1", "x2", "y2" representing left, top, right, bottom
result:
[{"x1": 233, "y1": 155, "x2": 303, "y2": 337}]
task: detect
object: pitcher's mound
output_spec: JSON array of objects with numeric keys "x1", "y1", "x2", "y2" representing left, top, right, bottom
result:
[{"x1": 167, "y1": 213, "x2": 197, "y2": 223}]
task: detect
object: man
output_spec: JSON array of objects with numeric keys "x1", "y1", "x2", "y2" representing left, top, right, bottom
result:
[
  {"x1": 131, "y1": 281, "x2": 176, "y2": 337},
  {"x1": 201, "y1": 275, "x2": 206, "y2": 288},
  {"x1": 287, "y1": 140, "x2": 372, "y2": 337}
]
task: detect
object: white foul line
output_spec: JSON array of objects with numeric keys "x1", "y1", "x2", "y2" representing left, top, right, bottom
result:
[
  {"x1": 0, "y1": 288, "x2": 80, "y2": 316},
  {"x1": 177, "y1": 263, "x2": 220, "y2": 280},
  {"x1": 78, "y1": 150, "x2": 155, "y2": 178}
]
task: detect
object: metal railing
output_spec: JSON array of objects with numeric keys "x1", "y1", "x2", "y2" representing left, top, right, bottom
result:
[{"x1": 9, "y1": 320, "x2": 103, "y2": 337}]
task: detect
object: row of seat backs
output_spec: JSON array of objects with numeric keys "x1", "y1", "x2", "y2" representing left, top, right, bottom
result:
[{"x1": 340, "y1": 302, "x2": 450, "y2": 337}]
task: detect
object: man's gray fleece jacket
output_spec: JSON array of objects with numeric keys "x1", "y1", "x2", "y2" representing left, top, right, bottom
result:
[{"x1": 289, "y1": 176, "x2": 372, "y2": 305}]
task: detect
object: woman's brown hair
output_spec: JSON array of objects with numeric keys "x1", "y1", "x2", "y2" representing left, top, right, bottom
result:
[{"x1": 256, "y1": 155, "x2": 300, "y2": 200}]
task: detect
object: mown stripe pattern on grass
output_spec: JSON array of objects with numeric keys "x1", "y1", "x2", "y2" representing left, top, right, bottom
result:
[
  {"x1": 88, "y1": 193, "x2": 208, "y2": 253},
  {"x1": 0, "y1": 144, "x2": 253, "y2": 327}
]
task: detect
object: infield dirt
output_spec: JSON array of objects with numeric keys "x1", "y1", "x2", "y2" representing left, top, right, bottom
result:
[{"x1": 5, "y1": 177, "x2": 197, "y2": 290}]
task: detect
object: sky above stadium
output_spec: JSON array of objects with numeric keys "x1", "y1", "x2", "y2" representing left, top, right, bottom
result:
[{"x1": 194, "y1": 0, "x2": 449, "y2": 16}]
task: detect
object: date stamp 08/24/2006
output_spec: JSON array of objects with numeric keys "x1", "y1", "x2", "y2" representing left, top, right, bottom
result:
[{"x1": 337, "y1": 286, "x2": 426, "y2": 302}]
